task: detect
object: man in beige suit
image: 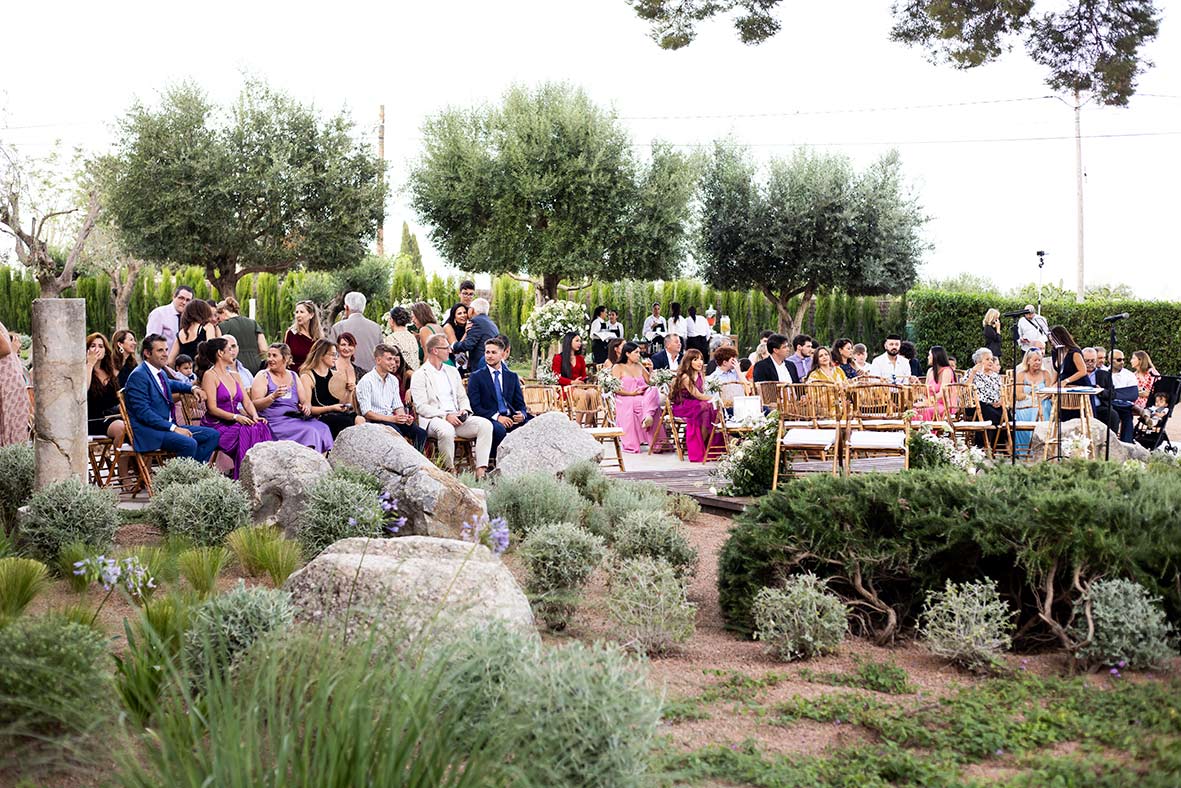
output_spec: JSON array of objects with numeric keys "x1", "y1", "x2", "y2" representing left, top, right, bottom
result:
[{"x1": 410, "y1": 333, "x2": 493, "y2": 478}]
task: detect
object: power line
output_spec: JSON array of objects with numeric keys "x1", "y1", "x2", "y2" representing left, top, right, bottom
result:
[
  {"x1": 631, "y1": 130, "x2": 1181, "y2": 148},
  {"x1": 619, "y1": 95, "x2": 1057, "y2": 121}
]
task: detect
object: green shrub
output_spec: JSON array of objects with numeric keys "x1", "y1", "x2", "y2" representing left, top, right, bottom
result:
[
  {"x1": 562, "y1": 460, "x2": 603, "y2": 500},
  {"x1": 19, "y1": 478, "x2": 118, "y2": 561},
  {"x1": 178, "y1": 547, "x2": 231, "y2": 597},
  {"x1": 226, "y1": 525, "x2": 282, "y2": 576},
  {"x1": 613, "y1": 510, "x2": 698, "y2": 577},
  {"x1": 151, "y1": 457, "x2": 221, "y2": 495},
  {"x1": 298, "y1": 476, "x2": 384, "y2": 558},
  {"x1": 0, "y1": 617, "x2": 110, "y2": 741},
  {"x1": 165, "y1": 476, "x2": 250, "y2": 546},
  {"x1": 147, "y1": 482, "x2": 189, "y2": 531},
  {"x1": 752, "y1": 574, "x2": 847, "y2": 661},
  {"x1": 519, "y1": 522, "x2": 606, "y2": 630},
  {"x1": 0, "y1": 443, "x2": 34, "y2": 530},
  {"x1": 56, "y1": 540, "x2": 92, "y2": 592},
  {"x1": 664, "y1": 493, "x2": 701, "y2": 523},
  {"x1": 115, "y1": 592, "x2": 193, "y2": 727},
  {"x1": 0, "y1": 557, "x2": 49, "y2": 623},
  {"x1": 597, "y1": 481, "x2": 667, "y2": 541},
  {"x1": 183, "y1": 582, "x2": 293, "y2": 683},
  {"x1": 486, "y1": 473, "x2": 585, "y2": 539},
  {"x1": 325, "y1": 464, "x2": 382, "y2": 494},
  {"x1": 920, "y1": 578, "x2": 1015, "y2": 673},
  {"x1": 607, "y1": 557, "x2": 696, "y2": 655},
  {"x1": 255, "y1": 538, "x2": 302, "y2": 586},
  {"x1": 1071, "y1": 578, "x2": 1175, "y2": 670},
  {"x1": 500, "y1": 640, "x2": 662, "y2": 787}
]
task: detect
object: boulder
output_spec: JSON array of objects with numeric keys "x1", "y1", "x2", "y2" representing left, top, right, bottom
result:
[
  {"x1": 239, "y1": 440, "x2": 331, "y2": 538},
  {"x1": 284, "y1": 536, "x2": 534, "y2": 641},
  {"x1": 495, "y1": 411, "x2": 604, "y2": 478},
  {"x1": 1029, "y1": 418, "x2": 1149, "y2": 463},
  {"x1": 330, "y1": 424, "x2": 486, "y2": 539}
]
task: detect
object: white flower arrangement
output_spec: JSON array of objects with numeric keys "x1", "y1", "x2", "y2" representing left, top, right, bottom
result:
[
  {"x1": 915, "y1": 428, "x2": 987, "y2": 472},
  {"x1": 705, "y1": 377, "x2": 724, "y2": 395},
  {"x1": 1061, "y1": 433, "x2": 1093, "y2": 460},
  {"x1": 597, "y1": 368, "x2": 622, "y2": 394},
  {"x1": 649, "y1": 368, "x2": 675, "y2": 389},
  {"x1": 536, "y1": 367, "x2": 560, "y2": 386},
  {"x1": 520, "y1": 299, "x2": 588, "y2": 344},
  {"x1": 395, "y1": 298, "x2": 446, "y2": 324}
]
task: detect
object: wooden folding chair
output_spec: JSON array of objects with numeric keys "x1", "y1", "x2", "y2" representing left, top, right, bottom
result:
[
  {"x1": 844, "y1": 384, "x2": 909, "y2": 473},
  {"x1": 995, "y1": 383, "x2": 1039, "y2": 459},
  {"x1": 943, "y1": 381, "x2": 995, "y2": 456},
  {"x1": 650, "y1": 395, "x2": 685, "y2": 461},
  {"x1": 562, "y1": 384, "x2": 625, "y2": 471},
  {"x1": 1041, "y1": 389, "x2": 1097, "y2": 460},
  {"x1": 522, "y1": 384, "x2": 561, "y2": 415},
  {"x1": 772, "y1": 383, "x2": 842, "y2": 487},
  {"x1": 116, "y1": 389, "x2": 175, "y2": 498},
  {"x1": 705, "y1": 381, "x2": 755, "y2": 461},
  {"x1": 87, "y1": 436, "x2": 115, "y2": 487}
]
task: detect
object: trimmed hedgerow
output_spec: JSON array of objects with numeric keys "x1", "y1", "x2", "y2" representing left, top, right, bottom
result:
[{"x1": 718, "y1": 462, "x2": 1181, "y2": 650}]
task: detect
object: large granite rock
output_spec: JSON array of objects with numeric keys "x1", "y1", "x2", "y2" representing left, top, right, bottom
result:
[
  {"x1": 330, "y1": 424, "x2": 486, "y2": 539},
  {"x1": 284, "y1": 536, "x2": 534, "y2": 641},
  {"x1": 240, "y1": 441, "x2": 332, "y2": 538},
  {"x1": 1030, "y1": 418, "x2": 1149, "y2": 463},
  {"x1": 495, "y1": 411, "x2": 603, "y2": 478}
]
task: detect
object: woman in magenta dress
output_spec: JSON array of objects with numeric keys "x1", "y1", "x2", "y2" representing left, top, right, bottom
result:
[
  {"x1": 611, "y1": 342, "x2": 664, "y2": 453},
  {"x1": 250, "y1": 342, "x2": 333, "y2": 454},
  {"x1": 669, "y1": 349, "x2": 724, "y2": 463},
  {"x1": 198, "y1": 337, "x2": 273, "y2": 478}
]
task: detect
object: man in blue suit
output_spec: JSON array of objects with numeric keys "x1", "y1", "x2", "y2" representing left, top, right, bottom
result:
[
  {"x1": 123, "y1": 334, "x2": 220, "y2": 462},
  {"x1": 450, "y1": 297, "x2": 499, "y2": 374},
  {"x1": 467, "y1": 335, "x2": 530, "y2": 460}
]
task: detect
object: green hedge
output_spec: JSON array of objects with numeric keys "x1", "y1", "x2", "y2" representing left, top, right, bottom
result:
[
  {"x1": 717, "y1": 461, "x2": 1181, "y2": 646},
  {"x1": 907, "y1": 288, "x2": 1181, "y2": 374}
]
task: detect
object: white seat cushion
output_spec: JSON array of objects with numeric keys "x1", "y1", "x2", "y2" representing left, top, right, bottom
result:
[
  {"x1": 782, "y1": 428, "x2": 838, "y2": 449},
  {"x1": 778, "y1": 420, "x2": 814, "y2": 428},
  {"x1": 1014, "y1": 421, "x2": 1040, "y2": 429},
  {"x1": 859, "y1": 419, "x2": 908, "y2": 427},
  {"x1": 954, "y1": 421, "x2": 995, "y2": 428},
  {"x1": 724, "y1": 422, "x2": 756, "y2": 430},
  {"x1": 848, "y1": 431, "x2": 907, "y2": 450}
]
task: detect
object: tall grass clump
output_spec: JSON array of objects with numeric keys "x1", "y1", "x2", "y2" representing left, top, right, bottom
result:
[
  {"x1": 114, "y1": 593, "x2": 193, "y2": 727},
  {"x1": 19, "y1": 479, "x2": 118, "y2": 562},
  {"x1": 0, "y1": 557, "x2": 49, "y2": 623},
  {"x1": 178, "y1": 547, "x2": 231, "y2": 597},
  {"x1": 519, "y1": 522, "x2": 605, "y2": 630},
  {"x1": 298, "y1": 475, "x2": 384, "y2": 558},
  {"x1": 255, "y1": 538, "x2": 302, "y2": 586},
  {"x1": 486, "y1": 473, "x2": 585, "y2": 539},
  {"x1": 227, "y1": 525, "x2": 282, "y2": 576},
  {"x1": 0, "y1": 443, "x2": 34, "y2": 531}
]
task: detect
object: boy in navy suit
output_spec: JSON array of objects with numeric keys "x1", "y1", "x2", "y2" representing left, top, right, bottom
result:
[
  {"x1": 467, "y1": 336, "x2": 530, "y2": 460},
  {"x1": 123, "y1": 334, "x2": 220, "y2": 462}
]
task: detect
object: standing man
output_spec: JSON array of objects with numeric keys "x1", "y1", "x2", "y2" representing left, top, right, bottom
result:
[
  {"x1": 1017, "y1": 305, "x2": 1050, "y2": 354},
  {"x1": 869, "y1": 335, "x2": 912, "y2": 383},
  {"x1": 123, "y1": 334, "x2": 219, "y2": 463},
  {"x1": 642, "y1": 303, "x2": 666, "y2": 350},
  {"x1": 787, "y1": 334, "x2": 814, "y2": 381},
  {"x1": 410, "y1": 334, "x2": 493, "y2": 478},
  {"x1": 327, "y1": 292, "x2": 383, "y2": 373},
  {"x1": 145, "y1": 286, "x2": 194, "y2": 353},
  {"x1": 752, "y1": 334, "x2": 799, "y2": 384},
  {"x1": 450, "y1": 297, "x2": 499, "y2": 374},
  {"x1": 649, "y1": 333, "x2": 682, "y2": 370},
  {"x1": 467, "y1": 336, "x2": 530, "y2": 460},
  {"x1": 357, "y1": 344, "x2": 428, "y2": 449}
]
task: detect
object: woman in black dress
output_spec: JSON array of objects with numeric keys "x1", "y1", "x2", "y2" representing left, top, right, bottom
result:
[
  {"x1": 982, "y1": 308, "x2": 1003, "y2": 360},
  {"x1": 299, "y1": 339, "x2": 358, "y2": 439},
  {"x1": 112, "y1": 329, "x2": 138, "y2": 387},
  {"x1": 1048, "y1": 325, "x2": 1088, "y2": 422},
  {"x1": 169, "y1": 298, "x2": 220, "y2": 368}
]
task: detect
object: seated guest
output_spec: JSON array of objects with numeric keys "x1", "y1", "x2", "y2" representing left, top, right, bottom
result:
[
  {"x1": 411, "y1": 334, "x2": 493, "y2": 478},
  {"x1": 443, "y1": 304, "x2": 470, "y2": 376},
  {"x1": 851, "y1": 343, "x2": 872, "y2": 377},
  {"x1": 808, "y1": 346, "x2": 847, "y2": 385},
  {"x1": 1093, "y1": 348, "x2": 1138, "y2": 441},
  {"x1": 968, "y1": 348, "x2": 1003, "y2": 448},
  {"x1": 175, "y1": 354, "x2": 196, "y2": 383},
  {"x1": 386, "y1": 306, "x2": 421, "y2": 371},
  {"x1": 551, "y1": 331, "x2": 587, "y2": 385},
  {"x1": 705, "y1": 336, "x2": 733, "y2": 375},
  {"x1": 299, "y1": 339, "x2": 360, "y2": 439},
  {"x1": 356, "y1": 343, "x2": 428, "y2": 450},
  {"x1": 251, "y1": 343, "x2": 333, "y2": 453},
  {"x1": 112, "y1": 330, "x2": 138, "y2": 387},
  {"x1": 467, "y1": 336, "x2": 530, "y2": 459},
  {"x1": 870, "y1": 335, "x2": 911, "y2": 383},
  {"x1": 611, "y1": 341, "x2": 664, "y2": 453},
  {"x1": 708, "y1": 346, "x2": 741, "y2": 384},
  {"x1": 85, "y1": 332, "x2": 127, "y2": 447},
  {"x1": 197, "y1": 337, "x2": 274, "y2": 479},
  {"x1": 917, "y1": 346, "x2": 955, "y2": 421},
  {"x1": 450, "y1": 297, "x2": 499, "y2": 375},
  {"x1": 649, "y1": 333, "x2": 683, "y2": 371},
  {"x1": 602, "y1": 337, "x2": 625, "y2": 374},
  {"x1": 748, "y1": 330, "x2": 773, "y2": 366},
  {"x1": 333, "y1": 332, "x2": 363, "y2": 405},
  {"x1": 1131, "y1": 350, "x2": 1160, "y2": 410},
  {"x1": 669, "y1": 350, "x2": 725, "y2": 462},
  {"x1": 387, "y1": 345, "x2": 413, "y2": 407},
  {"x1": 123, "y1": 334, "x2": 219, "y2": 464},
  {"x1": 752, "y1": 334, "x2": 799, "y2": 384},
  {"x1": 900, "y1": 340, "x2": 923, "y2": 378},
  {"x1": 833, "y1": 338, "x2": 857, "y2": 379},
  {"x1": 787, "y1": 334, "x2": 814, "y2": 381}
]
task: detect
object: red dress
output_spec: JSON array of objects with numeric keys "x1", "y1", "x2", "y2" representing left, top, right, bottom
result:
[
  {"x1": 552, "y1": 354, "x2": 587, "y2": 386},
  {"x1": 285, "y1": 330, "x2": 315, "y2": 372}
]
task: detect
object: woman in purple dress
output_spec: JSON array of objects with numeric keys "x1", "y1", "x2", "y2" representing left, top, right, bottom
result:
[
  {"x1": 251, "y1": 343, "x2": 333, "y2": 454},
  {"x1": 198, "y1": 337, "x2": 273, "y2": 478},
  {"x1": 669, "y1": 349, "x2": 724, "y2": 463}
]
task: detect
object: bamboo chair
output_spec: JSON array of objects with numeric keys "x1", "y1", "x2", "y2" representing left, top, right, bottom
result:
[
  {"x1": 772, "y1": 383, "x2": 841, "y2": 487},
  {"x1": 1040, "y1": 389, "x2": 1097, "y2": 461},
  {"x1": 943, "y1": 381, "x2": 995, "y2": 456},
  {"x1": 704, "y1": 381, "x2": 753, "y2": 462},
  {"x1": 522, "y1": 384, "x2": 561, "y2": 415},
  {"x1": 651, "y1": 395, "x2": 685, "y2": 461},
  {"x1": 844, "y1": 384, "x2": 909, "y2": 473},
  {"x1": 996, "y1": 380, "x2": 1040, "y2": 459},
  {"x1": 116, "y1": 389, "x2": 174, "y2": 497}
]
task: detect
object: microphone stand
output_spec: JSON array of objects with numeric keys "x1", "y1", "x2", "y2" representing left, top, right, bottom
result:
[
  {"x1": 1104, "y1": 320, "x2": 1120, "y2": 461},
  {"x1": 1009, "y1": 317, "x2": 1021, "y2": 465}
]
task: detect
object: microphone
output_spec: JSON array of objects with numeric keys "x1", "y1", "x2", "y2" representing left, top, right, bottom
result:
[
  {"x1": 1002, "y1": 309, "x2": 1029, "y2": 319},
  {"x1": 1102, "y1": 313, "x2": 1129, "y2": 323}
]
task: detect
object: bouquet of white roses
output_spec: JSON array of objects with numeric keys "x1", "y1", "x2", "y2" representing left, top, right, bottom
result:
[
  {"x1": 705, "y1": 377, "x2": 724, "y2": 395},
  {"x1": 649, "y1": 368, "x2": 675, "y2": 389},
  {"x1": 536, "y1": 367, "x2": 560, "y2": 386},
  {"x1": 520, "y1": 300, "x2": 588, "y2": 344},
  {"x1": 597, "y1": 368, "x2": 621, "y2": 394}
]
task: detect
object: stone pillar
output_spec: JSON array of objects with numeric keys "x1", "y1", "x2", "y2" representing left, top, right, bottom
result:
[{"x1": 32, "y1": 298, "x2": 88, "y2": 489}]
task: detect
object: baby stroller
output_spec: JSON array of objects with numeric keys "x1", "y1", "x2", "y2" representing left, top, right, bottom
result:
[{"x1": 1134, "y1": 375, "x2": 1180, "y2": 452}]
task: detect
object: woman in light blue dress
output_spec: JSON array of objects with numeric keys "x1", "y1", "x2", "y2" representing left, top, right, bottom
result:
[{"x1": 1013, "y1": 348, "x2": 1055, "y2": 454}]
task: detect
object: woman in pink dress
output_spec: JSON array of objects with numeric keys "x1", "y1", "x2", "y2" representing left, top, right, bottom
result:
[
  {"x1": 918, "y1": 345, "x2": 956, "y2": 422},
  {"x1": 669, "y1": 349, "x2": 725, "y2": 463},
  {"x1": 0, "y1": 321, "x2": 29, "y2": 446},
  {"x1": 198, "y1": 337, "x2": 273, "y2": 478},
  {"x1": 1131, "y1": 350, "x2": 1160, "y2": 409},
  {"x1": 611, "y1": 342, "x2": 663, "y2": 453}
]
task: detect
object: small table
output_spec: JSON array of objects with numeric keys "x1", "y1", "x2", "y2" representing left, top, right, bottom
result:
[{"x1": 1037, "y1": 386, "x2": 1102, "y2": 460}]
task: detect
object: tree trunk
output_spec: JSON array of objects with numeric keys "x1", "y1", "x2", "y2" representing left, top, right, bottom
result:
[
  {"x1": 208, "y1": 260, "x2": 239, "y2": 299},
  {"x1": 791, "y1": 288, "x2": 815, "y2": 337},
  {"x1": 540, "y1": 273, "x2": 560, "y2": 303},
  {"x1": 113, "y1": 260, "x2": 144, "y2": 331}
]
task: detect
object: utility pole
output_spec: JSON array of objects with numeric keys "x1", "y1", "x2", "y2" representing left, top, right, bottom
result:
[
  {"x1": 376, "y1": 104, "x2": 386, "y2": 257},
  {"x1": 1073, "y1": 90, "x2": 1085, "y2": 303}
]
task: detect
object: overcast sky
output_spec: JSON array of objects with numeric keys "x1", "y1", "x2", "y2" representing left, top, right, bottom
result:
[{"x1": 2, "y1": 0, "x2": 1178, "y2": 300}]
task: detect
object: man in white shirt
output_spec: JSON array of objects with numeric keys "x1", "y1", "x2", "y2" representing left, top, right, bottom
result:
[
  {"x1": 357, "y1": 344, "x2": 428, "y2": 449},
  {"x1": 145, "y1": 286, "x2": 194, "y2": 353},
  {"x1": 869, "y1": 335, "x2": 913, "y2": 383},
  {"x1": 410, "y1": 334, "x2": 493, "y2": 478},
  {"x1": 1017, "y1": 305, "x2": 1050, "y2": 353},
  {"x1": 327, "y1": 292, "x2": 384, "y2": 373},
  {"x1": 642, "y1": 303, "x2": 666, "y2": 348}
]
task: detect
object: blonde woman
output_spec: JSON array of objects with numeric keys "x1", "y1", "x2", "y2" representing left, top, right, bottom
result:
[
  {"x1": 982, "y1": 308, "x2": 1002, "y2": 359},
  {"x1": 1131, "y1": 350, "x2": 1160, "y2": 409},
  {"x1": 284, "y1": 300, "x2": 322, "y2": 371},
  {"x1": 1014, "y1": 348, "x2": 1055, "y2": 453}
]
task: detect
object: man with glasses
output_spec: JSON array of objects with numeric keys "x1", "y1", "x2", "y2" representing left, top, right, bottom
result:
[
  {"x1": 145, "y1": 286, "x2": 194, "y2": 353},
  {"x1": 410, "y1": 334, "x2": 493, "y2": 478},
  {"x1": 1108, "y1": 350, "x2": 1142, "y2": 441}
]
